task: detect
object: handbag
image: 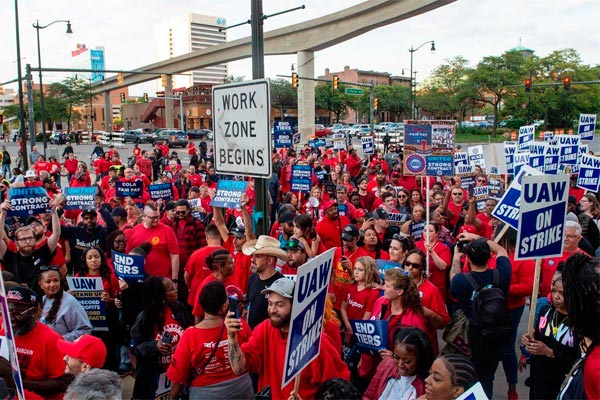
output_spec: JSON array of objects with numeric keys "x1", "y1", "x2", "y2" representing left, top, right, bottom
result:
[
  {"x1": 187, "y1": 322, "x2": 225, "y2": 385},
  {"x1": 441, "y1": 308, "x2": 471, "y2": 357}
]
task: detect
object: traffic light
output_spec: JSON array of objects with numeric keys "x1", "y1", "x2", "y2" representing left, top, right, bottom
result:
[
  {"x1": 332, "y1": 75, "x2": 339, "y2": 90},
  {"x1": 373, "y1": 98, "x2": 379, "y2": 110},
  {"x1": 143, "y1": 93, "x2": 149, "y2": 103},
  {"x1": 117, "y1": 72, "x2": 123, "y2": 86},
  {"x1": 161, "y1": 74, "x2": 167, "y2": 88},
  {"x1": 525, "y1": 79, "x2": 532, "y2": 92},
  {"x1": 563, "y1": 76, "x2": 571, "y2": 90},
  {"x1": 291, "y1": 72, "x2": 298, "y2": 89},
  {"x1": 120, "y1": 93, "x2": 126, "y2": 103}
]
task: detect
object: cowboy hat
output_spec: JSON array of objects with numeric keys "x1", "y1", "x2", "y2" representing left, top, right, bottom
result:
[{"x1": 242, "y1": 235, "x2": 288, "y2": 261}]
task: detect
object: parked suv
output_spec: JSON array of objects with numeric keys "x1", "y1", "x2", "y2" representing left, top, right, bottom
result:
[
  {"x1": 123, "y1": 130, "x2": 152, "y2": 144},
  {"x1": 152, "y1": 129, "x2": 188, "y2": 148}
]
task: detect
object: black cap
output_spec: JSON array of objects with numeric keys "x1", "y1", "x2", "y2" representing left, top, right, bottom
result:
[
  {"x1": 372, "y1": 208, "x2": 389, "y2": 220},
  {"x1": 81, "y1": 206, "x2": 97, "y2": 216},
  {"x1": 6, "y1": 286, "x2": 37, "y2": 306},
  {"x1": 111, "y1": 206, "x2": 127, "y2": 218},
  {"x1": 283, "y1": 237, "x2": 306, "y2": 251},
  {"x1": 230, "y1": 226, "x2": 245, "y2": 238},
  {"x1": 341, "y1": 224, "x2": 360, "y2": 241},
  {"x1": 26, "y1": 216, "x2": 43, "y2": 226}
]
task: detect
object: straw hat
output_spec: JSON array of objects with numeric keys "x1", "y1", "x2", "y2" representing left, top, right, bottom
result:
[{"x1": 242, "y1": 235, "x2": 288, "y2": 261}]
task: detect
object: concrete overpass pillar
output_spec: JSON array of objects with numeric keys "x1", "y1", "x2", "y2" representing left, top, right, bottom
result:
[
  {"x1": 165, "y1": 75, "x2": 174, "y2": 128},
  {"x1": 104, "y1": 91, "x2": 112, "y2": 133},
  {"x1": 297, "y1": 51, "x2": 315, "y2": 144}
]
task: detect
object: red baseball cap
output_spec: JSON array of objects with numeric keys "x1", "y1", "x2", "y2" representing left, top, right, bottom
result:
[
  {"x1": 355, "y1": 208, "x2": 367, "y2": 218},
  {"x1": 456, "y1": 224, "x2": 478, "y2": 238},
  {"x1": 57, "y1": 334, "x2": 107, "y2": 368},
  {"x1": 323, "y1": 200, "x2": 337, "y2": 210}
]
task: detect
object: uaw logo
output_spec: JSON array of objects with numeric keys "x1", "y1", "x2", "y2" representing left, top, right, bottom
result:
[
  {"x1": 151, "y1": 236, "x2": 160, "y2": 245},
  {"x1": 406, "y1": 154, "x2": 426, "y2": 174}
]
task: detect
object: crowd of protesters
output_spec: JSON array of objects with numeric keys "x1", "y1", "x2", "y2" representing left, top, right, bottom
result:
[{"x1": 0, "y1": 137, "x2": 597, "y2": 400}]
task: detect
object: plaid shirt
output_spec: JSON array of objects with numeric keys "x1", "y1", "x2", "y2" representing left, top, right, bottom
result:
[{"x1": 162, "y1": 215, "x2": 206, "y2": 268}]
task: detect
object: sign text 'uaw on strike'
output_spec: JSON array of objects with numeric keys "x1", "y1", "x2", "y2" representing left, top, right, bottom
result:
[{"x1": 213, "y1": 79, "x2": 272, "y2": 178}]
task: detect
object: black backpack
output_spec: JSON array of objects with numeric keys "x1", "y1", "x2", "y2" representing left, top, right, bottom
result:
[
  {"x1": 464, "y1": 269, "x2": 511, "y2": 339},
  {"x1": 3, "y1": 151, "x2": 10, "y2": 165}
]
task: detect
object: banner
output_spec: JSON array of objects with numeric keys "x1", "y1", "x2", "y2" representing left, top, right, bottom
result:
[
  {"x1": 473, "y1": 186, "x2": 489, "y2": 211},
  {"x1": 409, "y1": 221, "x2": 426, "y2": 241},
  {"x1": 518, "y1": 125, "x2": 535, "y2": 152},
  {"x1": 515, "y1": 174, "x2": 569, "y2": 260},
  {"x1": 361, "y1": 137, "x2": 374, "y2": 155},
  {"x1": 456, "y1": 382, "x2": 489, "y2": 400},
  {"x1": 513, "y1": 152, "x2": 530, "y2": 177},
  {"x1": 578, "y1": 113, "x2": 596, "y2": 141},
  {"x1": 375, "y1": 259, "x2": 403, "y2": 282},
  {"x1": 504, "y1": 141, "x2": 517, "y2": 175},
  {"x1": 115, "y1": 180, "x2": 144, "y2": 198},
  {"x1": 148, "y1": 183, "x2": 174, "y2": 201},
  {"x1": 467, "y1": 145, "x2": 486, "y2": 169},
  {"x1": 426, "y1": 155, "x2": 454, "y2": 177},
  {"x1": 544, "y1": 145, "x2": 560, "y2": 175},
  {"x1": 0, "y1": 273, "x2": 25, "y2": 399},
  {"x1": 290, "y1": 165, "x2": 312, "y2": 193},
  {"x1": 454, "y1": 152, "x2": 468, "y2": 167},
  {"x1": 487, "y1": 174, "x2": 503, "y2": 200},
  {"x1": 403, "y1": 120, "x2": 455, "y2": 176},
  {"x1": 274, "y1": 121, "x2": 294, "y2": 148},
  {"x1": 491, "y1": 165, "x2": 542, "y2": 229},
  {"x1": 556, "y1": 134, "x2": 580, "y2": 165},
  {"x1": 112, "y1": 250, "x2": 145, "y2": 283},
  {"x1": 210, "y1": 180, "x2": 248, "y2": 209},
  {"x1": 64, "y1": 187, "x2": 97, "y2": 210},
  {"x1": 456, "y1": 165, "x2": 477, "y2": 190},
  {"x1": 66, "y1": 276, "x2": 108, "y2": 331},
  {"x1": 577, "y1": 154, "x2": 600, "y2": 192},
  {"x1": 350, "y1": 319, "x2": 388, "y2": 353},
  {"x1": 7, "y1": 187, "x2": 50, "y2": 217},
  {"x1": 387, "y1": 212, "x2": 408, "y2": 227},
  {"x1": 283, "y1": 248, "x2": 334, "y2": 388},
  {"x1": 528, "y1": 142, "x2": 546, "y2": 172}
]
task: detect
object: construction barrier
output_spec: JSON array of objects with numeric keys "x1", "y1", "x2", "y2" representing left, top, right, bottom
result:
[{"x1": 374, "y1": 130, "x2": 403, "y2": 151}]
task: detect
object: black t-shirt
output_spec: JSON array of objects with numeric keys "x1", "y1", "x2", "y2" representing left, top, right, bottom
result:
[
  {"x1": 2, "y1": 243, "x2": 53, "y2": 293},
  {"x1": 247, "y1": 270, "x2": 283, "y2": 329}
]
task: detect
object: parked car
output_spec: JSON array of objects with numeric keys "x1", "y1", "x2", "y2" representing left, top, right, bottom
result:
[
  {"x1": 388, "y1": 123, "x2": 405, "y2": 133},
  {"x1": 123, "y1": 130, "x2": 152, "y2": 143},
  {"x1": 475, "y1": 121, "x2": 491, "y2": 128},
  {"x1": 460, "y1": 121, "x2": 475, "y2": 128},
  {"x1": 152, "y1": 129, "x2": 188, "y2": 148},
  {"x1": 187, "y1": 129, "x2": 214, "y2": 140},
  {"x1": 314, "y1": 124, "x2": 332, "y2": 138}
]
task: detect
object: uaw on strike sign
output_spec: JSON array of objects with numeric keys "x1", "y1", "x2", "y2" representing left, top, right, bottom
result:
[{"x1": 213, "y1": 79, "x2": 272, "y2": 178}]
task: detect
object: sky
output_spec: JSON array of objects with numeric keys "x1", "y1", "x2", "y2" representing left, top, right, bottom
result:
[{"x1": 1, "y1": 0, "x2": 599, "y2": 97}]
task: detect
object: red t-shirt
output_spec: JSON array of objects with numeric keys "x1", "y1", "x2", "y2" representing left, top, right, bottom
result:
[
  {"x1": 125, "y1": 222, "x2": 179, "y2": 278},
  {"x1": 361, "y1": 247, "x2": 390, "y2": 261},
  {"x1": 241, "y1": 319, "x2": 350, "y2": 400},
  {"x1": 332, "y1": 246, "x2": 369, "y2": 310},
  {"x1": 476, "y1": 212, "x2": 494, "y2": 239},
  {"x1": 447, "y1": 200, "x2": 464, "y2": 229},
  {"x1": 344, "y1": 284, "x2": 380, "y2": 321},
  {"x1": 418, "y1": 279, "x2": 450, "y2": 355},
  {"x1": 224, "y1": 237, "x2": 252, "y2": 293},
  {"x1": 13, "y1": 323, "x2": 66, "y2": 400},
  {"x1": 185, "y1": 246, "x2": 225, "y2": 306},
  {"x1": 156, "y1": 306, "x2": 186, "y2": 373},
  {"x1": 370, "y1": 297, "x2": 427, "y2": 348},
  {"x1": 315, "y1": 215, "x2": 351, "y2": 250},
  {"x1": 416, "y1": 241, "x2": 452, "y2": 299},
  {"x1": 192, "y1": 274, "x2": 241, "y2": 318},
  {"x1": 167, "y1": 319, "x2": 252, "y2": 387},
  {"x1": 63, "y1": 158, "x2": 79, "y2": 174},
  {"x1": 585, "y1": 346, "x2": 600, "y2": 399},
  {"x1": 136, "y1": 157, "x2": 152, "y2": 178}
]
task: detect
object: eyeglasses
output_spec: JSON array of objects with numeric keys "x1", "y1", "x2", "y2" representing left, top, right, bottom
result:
[
  {"x1": 16, "y1": 236, "x2": 35, "y2": 243},
  {"x1": 477, "y1": 179, "x2": 486, "y2": 183},
  {"x1": 452, "y1": 192, "x2": 463, "y2": 196},
  {"x1": 404, "y1": 261, "x2": 422, "y2": 269},
  {"x1": 399, "y1": 195, "x2": 407, "y2": 198},
  {"x1": 175, "y1": 211, "x2": 187, "y2": 215},
  {"x1": 144, "y1": 214, "x2": 160, "y2": 220},
  {"x1": 39, "y1": 265, "x2": 60, "y2": 272}
]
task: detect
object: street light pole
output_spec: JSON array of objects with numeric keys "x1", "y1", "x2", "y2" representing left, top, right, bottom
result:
[
  {"x1": 409, "y1": 40, "x2": 435, "y2": 119},
  {"x1": 33, "y1": 19, "x2": 73, "y2": 158},
  {"x1": 14, "y1": 0, "x2": 29, "y2": 171}
]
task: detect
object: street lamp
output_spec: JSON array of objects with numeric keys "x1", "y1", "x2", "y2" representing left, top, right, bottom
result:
[
  {"x1": 33, "y1": 19, "x2": 73, "y2": 157},
  {"x1": 13, "y1": 0, "x2": 29, "y2": 170},
  {"x1": 409, "y1": 40, "x2": 435, "y2": 119}
]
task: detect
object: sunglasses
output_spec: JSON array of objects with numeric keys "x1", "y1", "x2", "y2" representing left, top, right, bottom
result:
[
  {"x1": 399, "y1": 195, "x2": 407, "y2": 198},
  {"x1": 39, "y1": 265, "x2": 60, "y2": 272},
  {"x1": 175, "y1": 211, "x2": 187, "y2": 215},
  {"x1": 144, "y1": 214, "x2": 160, "y2": 220},
  {"x1": 452, "y1": 192, "x2": 463, "y2": 196},
  {"x1": 392, "y1": 233, "x2": 410, "y2": 243},
  {"x1": 477, "y1": 179, "x2": 486, "y2": 183},
  {"x1": 404, "y1": 261, "x2": 422, "y2": 269}
]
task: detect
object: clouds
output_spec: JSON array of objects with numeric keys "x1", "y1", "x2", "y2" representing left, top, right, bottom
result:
[{"x1": 1, "y1": 0, "x2": 598, "y2": 97}]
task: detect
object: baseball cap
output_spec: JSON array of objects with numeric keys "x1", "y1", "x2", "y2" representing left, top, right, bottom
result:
[
  {"x1": 26, "y1": 216, "x2": 43, "y2": 226},
  {"x1": 354, "y1": 208, "x2": 367, "y2": 219},
  {"x1": 81, "y1": 206, "x2": 97, "y2": 216},
  {"x1": 111, "y1": 206, "x2": 127, "y2": 218},
  {"x1": 230, "y1": 226, "x2": 245, "y2": 238},
  {"x1": 323, "y1": 200, "x2": 337, "y2": 210},
  {"x1": 283, "y1": 237, "x2": 305, "y2": 252},
  {"x1": 391, "y1": 171, "x2": 401, "y2": 178},
  {"x1": 162, "y1": 171, "x2": 173, "y2": 179},
  {"x1": 57, "y1": 334, "x2": 107, "y2": 368},
  {"x1": 372, "y1": 208, "x2": 389, "y2": 220},
  {"x1": 6, "y1": 286, "x2": 37, "y2": 306},
  {"x1": 341, "y1": 224, "x2": 360, "y2": 241},
  {"x1": 261, "y1": 277, "x2": 295, "y2": 299}
]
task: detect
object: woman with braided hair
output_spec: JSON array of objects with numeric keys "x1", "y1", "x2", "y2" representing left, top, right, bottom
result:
[
  {"x1": 557, "y1": 253, "x2": 600, "y2": 399},
  {"x1": 418, "y1": 354, "x2": 478, "y2": 400}
]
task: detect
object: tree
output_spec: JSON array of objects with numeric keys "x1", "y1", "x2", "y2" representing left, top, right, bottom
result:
[
  {"x1": 464, "y1": 51, "x2": 527, "y2": 136},
  {"x1": 419, "y1": 56, "x2": 471, "y2": 119},
  {"x1": 270, "y1": 79, "x2": 297, "y2": 121},
  {"x1": 375, "y1": 84, "x2": 411, "y2": 121},
  {"x1": 45, "y1": 77, "x2": 95, "y2": 132},
  {"x1": 314, "y1": 83, "x2": 355, "y2": 123}
]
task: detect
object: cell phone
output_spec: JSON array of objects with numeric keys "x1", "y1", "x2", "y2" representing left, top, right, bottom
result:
[
  {"x1": 161, "y1": 331, "x2": 173, "y2": 345},
  {"x1": 229, "y1": 296, "x2": 239, "y2": 318},
  {"x1": 468, "y1": 184, "x2": 474, "y2": 197}
]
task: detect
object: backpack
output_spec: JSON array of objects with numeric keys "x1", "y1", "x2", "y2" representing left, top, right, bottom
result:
[
  {"x1": 3, "y1": 151, "x2": 10, "y2": 165},
  {"x1": 464, "y1": 269, "x2": 511, "y2": 340}
]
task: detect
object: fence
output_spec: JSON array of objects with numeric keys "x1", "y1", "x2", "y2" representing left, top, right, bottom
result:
[
  {"x1": 99, "y1": 131, "x2": 125, "y2": 148},
  {"x1": 374, "y1": 130, "x2": 403, "y2": 151}
]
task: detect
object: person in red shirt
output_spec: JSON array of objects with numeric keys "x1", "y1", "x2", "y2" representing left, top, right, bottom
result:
[
  {"x1": 345, "y1": 147, "x2": 363, "y2": 178},
  {"x1": 224, "y1": 278, "x2": 350, "y2": 400},
  {"x1": 125, "y1": 203, "x2": 179, "y2": 280},
  {"x1": 465, "y1": 196, "x2": 496, "y2": 239},
  {"x1": 6, "y1": 286, "x2": 67, "y2": 399},
  {"x1": 135, "y1": 150, "x2": 153, "y2": 179},
  {"x1": 340, "y1": 256, "x2": 381, "y2": 344},
  {"x1": 443, "y1": 183, "x2": 467, "y2": 230},
  {"x1": 332, "y1": 224, "x2": 369, "y2": 310},
  {"x1": 315, "y1": 200, "x2": 350, "y2": 250},
  {"x1": 63, "y1": 152, "x2": 79, "y2": 182},
  {"x1": 33, "y1": 155, "x2": 50, "y2": 175},
  {"x1": 187, "y1": 165, "x2": 203, "y2": 187},
  {"x1": 416, "y1": 222, "x2": 452, "y2": 299},
  {"x1": 366, "y1": 169, "x2": 388, "y2": 196}
]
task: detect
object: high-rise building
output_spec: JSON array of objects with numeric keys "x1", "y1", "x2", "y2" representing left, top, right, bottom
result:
[
  {"x1": 71, "y1": 44, "x2": 105, "y2": 83},
  {"x1": 154, "y1": 13, "x2": 228, "y2": 90}
]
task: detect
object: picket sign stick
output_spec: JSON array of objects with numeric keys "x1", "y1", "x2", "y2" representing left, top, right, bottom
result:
[
  {"x1": 425, "y1": 177, "x2": 430, "y2": 276},
  {"x1": 527, "y1": 258, "x2": 543, "y2": 334},
  {"x1": 493, "y1": 224, "x2": 510, "y2": 244},
  {"x1": 292, "y1": 372, "x2": 302, "y2": 399}
]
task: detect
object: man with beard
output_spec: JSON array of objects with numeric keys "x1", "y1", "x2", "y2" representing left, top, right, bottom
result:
[
  {"x1": 225, "y1": 278, "x2": 350, "y2": 400},
  {"x1": 242, "y1": 235, "x2": 288, "y2": 329},
  {"x1": 5, "y1": 286, "x2": 67, "y2": 399},
  {"x1": 357, "y1": 177, "x2": 375, "y2": 210},
  {"x1": 0, "y1": 199, "x2": 60, "y2": 292},
  {"x1": 280, "y1": 237, "x2": 308, "y2": 277},
  {"x1": 276, "y1": 212, "x2": 296, "y2": 246},
  {"x1": 27, "y1": 215, "x2": 67, "y2": 278},
  {"x1": 332, "y1": 224, "x2": 368, "y2": 310},
  {"x1": 61, "y1": 204, "x2": 117, "y2": 274},
  {"x1": 366, "y1": 169, "x2": 388, "y2": 196},
  {"x1": 316, "y1": 201, "x2": 350, "y2": 250},
  {"x1": 57, "y1": 334, "x2": 107, "y2": 376},
  {"x1": 125, "y1": 203, "x2": 179, "y2": 281}
]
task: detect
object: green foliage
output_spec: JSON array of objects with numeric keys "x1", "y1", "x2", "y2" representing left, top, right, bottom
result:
[
  {"x1": 315, "y1": 83, "x2": 356, "y2": 123},
  {"x1": 270, "y1": 79, "x2": 297, "y2": 111}
]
